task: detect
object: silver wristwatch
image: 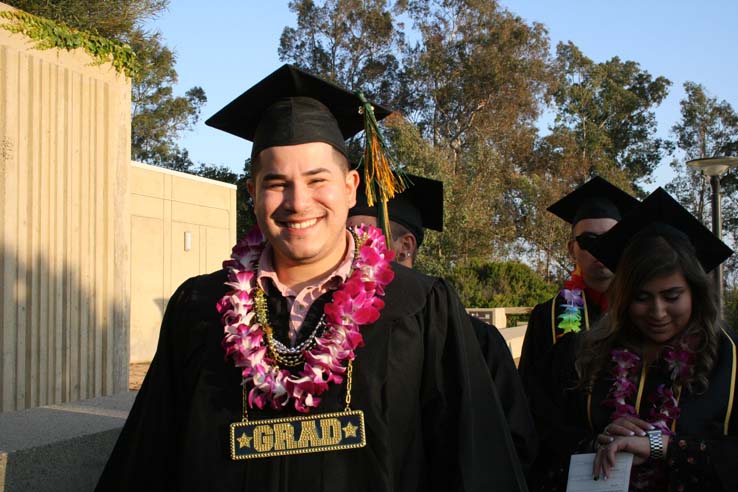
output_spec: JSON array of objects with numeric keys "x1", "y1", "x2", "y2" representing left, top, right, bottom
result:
[{"x1": 647, "y1": 429, "x2": 664, "y2": 460}]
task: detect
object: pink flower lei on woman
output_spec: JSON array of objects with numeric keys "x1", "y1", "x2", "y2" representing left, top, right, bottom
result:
[
  {"x1": 216, "y1": 224, "x2": 394, "y2": 413},
  {"x1": 604, "y1": 341, "x2": 695, "y2": 435},
  {"x1": 603, "y1": 341, "x2": 695, "y2": 491}
]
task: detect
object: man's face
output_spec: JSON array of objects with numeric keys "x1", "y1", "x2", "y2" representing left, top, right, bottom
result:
[
  {"x1": 568, "y1": 217, "x2": 618, "y2": 290},
  {"x1": 247, "y1": 142, "x2": 359, "y2": 270}
]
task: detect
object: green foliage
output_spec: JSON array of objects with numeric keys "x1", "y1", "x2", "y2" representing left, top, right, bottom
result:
[
  {"x1": 282, "y1": 0, "x2": 556, "y2": 272},
  {"x1": 666, "y1": 82, "x2": 738, "y2": 282},
  {"x1": 280, "y1": 0, "x2": 679, "y2": 282},
  {"x1": 548, "y1": 42, "x2": 672, "y2": 185},
  {"x1": 5, "y1": 0, "x2": 167, "y2": 39},
  {"x1": 129, "y1": 28, "x2": 207, "y2": 167},
  {"x1": 446, "y1": 259, "x2": 557, "y2": 309},
  {"x1": 279, "y1": 0, "x2": 406, "y2": 106},
  {"x1": 0, "y1": 10, "x2": 137, "y2": 76}
]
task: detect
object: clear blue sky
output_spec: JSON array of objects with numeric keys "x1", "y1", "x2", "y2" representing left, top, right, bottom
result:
[{"x1": 149, "y1": 1, "x2": 738, "y2": 190}]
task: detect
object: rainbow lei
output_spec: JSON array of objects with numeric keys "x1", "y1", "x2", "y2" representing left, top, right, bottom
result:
[
  {"x1": 216, "y1": 224, "x2": 394, "y2": 413},
  {"x1": 557, "y1": 288, "x2": 585, "y2": 336}
]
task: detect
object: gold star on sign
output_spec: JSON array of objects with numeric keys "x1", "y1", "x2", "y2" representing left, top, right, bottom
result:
[
  {"x1": 342, "y1": 422, "x2": 358, "y2": 438},
  {"x1": 237, "y1": 432, "x2": 252, "y2": 449}
]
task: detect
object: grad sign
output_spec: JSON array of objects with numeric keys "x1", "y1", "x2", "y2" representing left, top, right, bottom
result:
[{"x1": 229, "y1": 410, "x2": 366, "y2": 459}]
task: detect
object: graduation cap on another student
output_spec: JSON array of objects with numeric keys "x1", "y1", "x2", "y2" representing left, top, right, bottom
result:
[
  {"x1": 205, "y1": 64, "x2": 407, "y2": 245},
  {"x1": 547, "y1": 176, "x2": 640, "y2": 225},
  {"x1": 349, "y1": 172, "x2": 443, "y2": 246},
  {"x1": 589, "y1": 187, "x2": 733, "y2": 273}
]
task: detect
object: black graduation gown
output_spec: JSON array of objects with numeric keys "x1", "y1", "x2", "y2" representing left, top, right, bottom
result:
[
  {"x1": 541, "y1": 327, "x2": 738, "y2": 492},
  {"x1": 96, "y1": 264, "x2": 527, "y2": 492},
  {"x1": 469, "y1": 316, "x2": 537, "y2": 474},
  {"x1": 517, "y1": 291, "x2": 602, "y2": 487}
]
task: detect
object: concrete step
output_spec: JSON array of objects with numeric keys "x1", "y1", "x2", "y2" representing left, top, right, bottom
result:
[{"x1": 0, "y1": 391, "x2": 136, "y2": 492}]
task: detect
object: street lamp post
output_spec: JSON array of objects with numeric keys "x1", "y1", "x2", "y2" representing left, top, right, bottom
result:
[{"x1": 687, "y1": 156, "x2": 738, "y2": 314}]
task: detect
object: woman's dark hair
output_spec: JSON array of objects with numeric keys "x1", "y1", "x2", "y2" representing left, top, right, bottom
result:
[{"x1": 576, "y1": 227, "x2": 720, "y2": 395}]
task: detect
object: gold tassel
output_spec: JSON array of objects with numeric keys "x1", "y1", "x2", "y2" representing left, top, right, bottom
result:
[{"x1": 356, "y1": 91, "x2": 407, "y2": 246}]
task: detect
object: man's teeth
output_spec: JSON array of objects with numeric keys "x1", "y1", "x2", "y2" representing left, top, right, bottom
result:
[{"x1": 286, "y1": 218, "x2": 318, "y2": 229}]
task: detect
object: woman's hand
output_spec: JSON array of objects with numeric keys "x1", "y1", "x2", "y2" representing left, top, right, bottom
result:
[
  {"x1": 602, "y1": 416, "x2": 654, "y2": 438},
  {"x1": 592, "y1": 432, "x2": 670, "y2": 480}
]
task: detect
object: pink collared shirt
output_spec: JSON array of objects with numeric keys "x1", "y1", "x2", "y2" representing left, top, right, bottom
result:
[{"x1": 256, "y1": 232, "x2": 355, "y2": 346}]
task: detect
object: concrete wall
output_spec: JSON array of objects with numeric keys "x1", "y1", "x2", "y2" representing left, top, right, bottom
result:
[
  {"x1": 0, "y1": 3, "x2": 131, "y2": 411},
  {"x1": 129, "y1": 161, "x2": 237, "y2": 363}
]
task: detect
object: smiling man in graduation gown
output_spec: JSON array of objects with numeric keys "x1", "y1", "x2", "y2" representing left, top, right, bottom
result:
[
  {"x1": 347, "y1": 172, "x2": 537, "y2": 475},
  {"x1": 517, "y1": 176, "x2": 639, "y2": 487},
  {"x1": 96, "y1": 65, "x2": 526, "y2": 492}
]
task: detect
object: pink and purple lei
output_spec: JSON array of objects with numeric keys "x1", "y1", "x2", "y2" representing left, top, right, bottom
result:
[
  {"x1": 217, "y1": 224, "x2": 394, "y2": 413},
  {"x1": 603, "y1": 342, "x2": 695, "y2": 491},
  {"x1": 603, "y1": 343, "x2": 693, "y2": 435}
]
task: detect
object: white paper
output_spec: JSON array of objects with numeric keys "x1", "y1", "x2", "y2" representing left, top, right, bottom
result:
[{"x1": 565, "y1": 452, "x2": 633, "y2": 492}]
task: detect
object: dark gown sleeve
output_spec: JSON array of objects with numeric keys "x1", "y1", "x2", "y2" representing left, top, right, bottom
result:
[
  {"x1": 468, "y1": 315, "x2": 538, "y2": 474},
  {"x1": 420, "y1": 279, "x2": 528, "y2": 492},
  {"x1": 96, "y1": 275, "x2": 215, "y2": 491}
]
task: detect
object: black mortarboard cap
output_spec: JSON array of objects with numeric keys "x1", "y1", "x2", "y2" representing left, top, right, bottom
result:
[
  {"x1": 349, "y1": 171, "x2": 443, "y2": 246},
  {"x1": 589, "y1": 187, "x2": 733, "y2": 273},
  {"x1": 205, "y1": 64, "x2": 392, "y2": 158},
  {"x1": 547, "y1": 176, "x2": 640, "y2": 225}
]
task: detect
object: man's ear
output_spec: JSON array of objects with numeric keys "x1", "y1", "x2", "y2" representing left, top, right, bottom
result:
[
  {"x1": 246, "y1": 178, "x2": 256, "y2": 200},
  {"x1": 567, "y1": 238, "x2": 576, "y2": 259},
  {"x1": 401, "y1": 232, "x2": 417, "y2": 257},
  {"x1": 345, "y1": 169, "x2": 360, "y2": 207}
]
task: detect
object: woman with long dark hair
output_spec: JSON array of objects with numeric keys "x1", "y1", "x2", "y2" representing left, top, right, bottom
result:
[{"x1": 541, "y1": 188, "x2": 737, "y2": 491}]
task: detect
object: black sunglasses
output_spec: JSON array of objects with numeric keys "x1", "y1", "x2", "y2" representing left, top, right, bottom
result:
[{"x1": 574, "y1": 232, "x2": 601, "y2": 251}]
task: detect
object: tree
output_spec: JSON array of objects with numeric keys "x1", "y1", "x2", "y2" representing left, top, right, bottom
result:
[
  {"x1": 405, "y1": 0, "x2": 553, "y2": 159},
  {"x1": 6, "y1": 0, "x2": 207, "y2": 171},
  {"x1": 129, "y1": 29, "x2": 207, "y2": 168},
  {"x1": 279, "y1": 0, "x2": 407, "y2": 109},
  {"x1": 667, "y1": 82, "x2": 738, "y2": 222},
  {"x1": 279, "y1": 0, "x2": 559, "y2": 275},
  {"x1": 511, "y1": 42, "x2": 670, "y2": 279},
  {"x1": 666, "y1": 82, "x2": 738, "y2": 286},
  {"x1": 278, "y1": 0, "x2": 677, "y2": 285},
  {"x1": 548, "y1": 42, "x2": 671, "y2": 186}
]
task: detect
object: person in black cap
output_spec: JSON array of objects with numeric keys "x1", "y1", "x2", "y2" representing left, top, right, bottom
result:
[
  {"x1": 347, "y1": 171, "x2": 443, "y2": 266},
  {"x1": 538, "y1": 187, "x2": 737, "y2": 491},
  {"x1": 518, "y1": 176, "x2": 639, "y2": 488},
  {"x1": 97, "y1": 65, "x2": 526, "y2": 492},
  {"x1": 347, "y1": 172, "x2": 538, "y2": 475}
]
